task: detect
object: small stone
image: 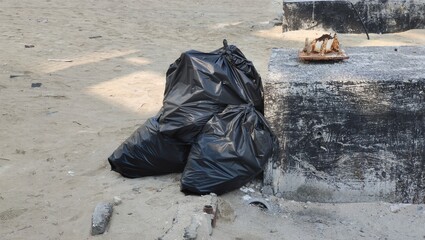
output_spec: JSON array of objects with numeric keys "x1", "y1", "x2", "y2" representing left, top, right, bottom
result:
[
  {"x1": 31, "y1": 83, "x2": 42, "y2": 88},
  {"x1": 113, "y1": 196, "x2": 122, "y2": 206},
  {"x1": 91, "y1": 202, "x2": 113, "y2": 235}
]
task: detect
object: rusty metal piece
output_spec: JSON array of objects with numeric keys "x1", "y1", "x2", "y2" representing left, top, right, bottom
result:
[
  {"x1": 203, "y1": 205, "x2": 213, "y2": 214},
  {"x1": 203, "y1": 205, "x2": 217, "y2": 227},
  {"x1": 300, "y1": 33, "x2": 349, "y2": 61}
]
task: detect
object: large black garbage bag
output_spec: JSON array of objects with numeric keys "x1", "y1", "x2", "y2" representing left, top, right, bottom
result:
[
  {"x1": 180, "y1": 104, "x2": 277, "y2": 195},
  {"x1": 159, "y1": 40, "x2": 264, "y2": 143},
  {"x1": 108, "y1": 111, "x2": 191, "y2": 178}
]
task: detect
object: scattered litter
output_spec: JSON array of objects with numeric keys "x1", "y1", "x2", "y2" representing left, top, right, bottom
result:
[
  {"x1": 48, "y1": 58, "x2": 73, "y2": 62},
  {"x1": 247, "y1": 198, "x2": 272, "y2": 211},
  {"x1": 24, "y1": 44, "x2": 35, "y2": 48},
  {"x1": 113, "y1": 196, "x2": 122, "y2": 206},
  {"x1": 31, "y1": 83, "x2": 42, "y2": 88},
  {"x1": 67, "y1": 171, "x2": 75, "y2": 176},
  {"x1": 240, "y1": 186, "x2": 255, "y2": 194},
  {"x1": 89, "y1": 35, "x2": 102, "y2": 39},
  {"x1": 242, "y1": 195, "x2": 252, "y2": 201},
  {"x1": 91, "y1": 202, "x2": 113, "y2": 235},
  {"x1": 299, "y1": 33, "x2": 349, "y2": 61},
  {"x1": 208, "y1": 193, "x2": 219, "y2": 227}
]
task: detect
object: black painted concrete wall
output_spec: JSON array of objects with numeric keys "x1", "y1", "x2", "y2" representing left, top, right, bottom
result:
[
  {"x1": 282, "y1": 0, "x2": 425, "y2": 33},
  {"x1": 264, "y1": 46, "x2": 425, "y2": 203}
]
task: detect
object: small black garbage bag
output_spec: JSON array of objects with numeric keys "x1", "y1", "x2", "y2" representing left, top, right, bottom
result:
[
  {"x1": 108, "y1": 111, "x2": 191, "y2": 178},
  {"x1": 159, "y1": 40, "x2": 264, "y2": 143},
  {"x1": 180, "y1": 104, "x2": 277, "y2": 195}
]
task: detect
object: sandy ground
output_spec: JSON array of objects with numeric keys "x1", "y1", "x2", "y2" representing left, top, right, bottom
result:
[{"x1": 1, "y1": 0, "x2": 425, "y2": 239}]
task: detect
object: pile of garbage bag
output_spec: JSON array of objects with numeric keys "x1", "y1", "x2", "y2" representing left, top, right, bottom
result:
[{"x1": 108, "y1": 40, "x2": 278, "y2": 195}]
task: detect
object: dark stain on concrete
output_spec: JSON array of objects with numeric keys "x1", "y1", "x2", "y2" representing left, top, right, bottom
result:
[
  {"x1": 264, "y1": 46, "x2": 425, "y2": 203},
  {"x1": 282, "y1": 0, "x2": 425, "y2": 33}
]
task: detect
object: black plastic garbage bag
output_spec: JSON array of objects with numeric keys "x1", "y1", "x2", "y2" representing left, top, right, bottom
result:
[
  {"x1": 180, "y1": 104, "x2": 277, "y2": 195},
  {"x1": 108, "y1": 111, "x2": 191, "y2": 178},
  {"x1": 159, "y1": 40, "x2": 264, "y2": 143}
]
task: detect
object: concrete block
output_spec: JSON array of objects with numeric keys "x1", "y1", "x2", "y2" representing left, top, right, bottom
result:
[
  {"x1": 282, "y1": 0, "x2": 425, "y2": 33},
  {"x1": 264, "y1": 46, "x2": 425, "y2": 203}
]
